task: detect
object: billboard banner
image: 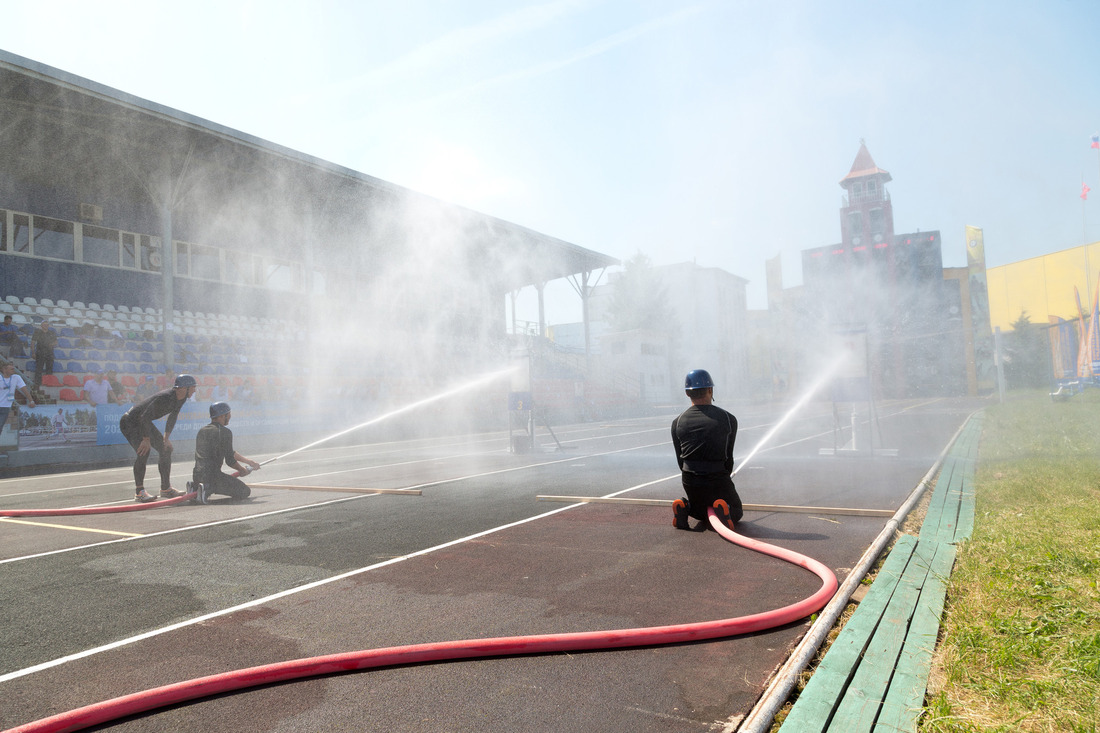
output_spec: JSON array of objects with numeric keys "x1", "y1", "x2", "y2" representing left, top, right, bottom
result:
[
  {"x1": 10, "y1": 401, "x2": 330, "y2": 451},
  {"x1": 966, "y1": 226, "x2": 996, "y2": 392}
]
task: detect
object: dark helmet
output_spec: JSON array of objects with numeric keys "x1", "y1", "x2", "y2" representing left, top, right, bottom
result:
[
  {"x1": 209, "y1": 401, "x2": 232, "y2": 419},
  {"x1": 173, "y1": 374, "x2": 197, "y2": 389},
  {"x1": 684, "y1": 369, "x2": 715, "y2": 390}
]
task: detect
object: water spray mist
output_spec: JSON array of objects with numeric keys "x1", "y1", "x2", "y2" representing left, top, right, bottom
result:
[
  {"x1": 733, "y1": 353, "x2": 847, "y2": 475},
  {"x1": 258, "y1": 365, "x2": 519, "y2": 468}
]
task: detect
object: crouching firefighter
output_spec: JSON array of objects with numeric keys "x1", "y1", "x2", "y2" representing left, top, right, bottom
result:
[
  {"x1": 188, "y1": 402, "x2": 261, "y2": 504},
  {"x1": 670, "y1": 369, "x2": 743, "y2": 531}
]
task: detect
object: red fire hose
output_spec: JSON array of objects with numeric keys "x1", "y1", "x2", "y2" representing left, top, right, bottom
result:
[{"x1": 4, "y1": 507, "x2": 838, "y2": 733}]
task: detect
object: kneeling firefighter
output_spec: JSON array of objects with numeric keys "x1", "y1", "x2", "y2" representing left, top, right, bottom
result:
[
  {"x1": 189, "y1": 401, "x2": 261, "y2": 504},
  {"x1": 670, "y1": 369, "x2": 743, "y2": 531}
]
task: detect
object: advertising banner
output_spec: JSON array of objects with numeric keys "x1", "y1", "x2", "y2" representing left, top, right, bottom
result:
[{"x1": 966, "y1": 226, "x2": 996, "y2": 392}]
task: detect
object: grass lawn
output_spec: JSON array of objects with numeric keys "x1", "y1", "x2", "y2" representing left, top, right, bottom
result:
[{"x1": 921, "y1": 390, "x2": 1100, "y2": 732}]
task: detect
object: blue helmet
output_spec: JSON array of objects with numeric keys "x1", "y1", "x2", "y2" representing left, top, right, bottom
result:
[
  {"x1": 174, "y1": 374, "x2": 197, "y2": 389},
  {"x1": 684, "y1": 369, "x2": 715, "y2": 390},
  {"x1": 209, "y1": 401, "x2": 232, "y2": 419}
]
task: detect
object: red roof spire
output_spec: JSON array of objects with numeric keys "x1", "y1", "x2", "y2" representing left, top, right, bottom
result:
[{"x1": 840, "y1": 139, "x2": 891, "y2": 185}]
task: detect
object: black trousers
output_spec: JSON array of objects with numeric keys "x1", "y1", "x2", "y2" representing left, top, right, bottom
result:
[
  {"x1": 194, "y1": 469, "x2": 251, "y2": 500},
  {"x1": 119, "y1": 413, "x2": 172, "y2": 490},
  {"x1": 33, "y1": 351, "x2": 54, "y2": 386},
  {"x1": 681, "y1": 473, "x2": 743, "y2": 523}
]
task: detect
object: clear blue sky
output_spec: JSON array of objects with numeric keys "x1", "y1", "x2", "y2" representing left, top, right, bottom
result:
[{"x1": 3, "y1": 1, "x2": 1100, "y2": 322}]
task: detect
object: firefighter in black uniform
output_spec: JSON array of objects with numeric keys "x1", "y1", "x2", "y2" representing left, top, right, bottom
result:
[
  {"x1": 188, "y1": 401, "x2": 261, "y2": 503},
  {"x1": 119, "y1": 374, "x2": 197, "y2": 502},
  {"x1": 670, "y1": 369, "x2": 742, "y2": 531}
]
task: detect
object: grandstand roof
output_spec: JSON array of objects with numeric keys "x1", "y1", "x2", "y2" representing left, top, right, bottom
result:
[{"x1": 0, "y1": 49, "x2": 617, "y2": 288}]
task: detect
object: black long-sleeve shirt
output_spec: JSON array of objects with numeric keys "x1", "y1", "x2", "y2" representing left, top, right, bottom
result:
[
  {"x1": 671, "y1": 403, "x2": 737, "y2": 476},
  {"x1": 126, "y1": 388, "x2": 186, "y2": 439}
]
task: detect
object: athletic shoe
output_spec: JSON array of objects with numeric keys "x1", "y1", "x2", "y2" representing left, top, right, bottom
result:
[
  {"x1": 196, "y1": 482, "x2": 208, "y2": 505},
  {"x1": 712, "y1": 499, "x2": 734, "y2": 530},
  {"x1": 672, "y1": 498, "x2": 690, "y2": 530},
  {"x1": 160, "y1": 487, "x2": 185, "y2": 499},
  {"x1": 135, "y1": 489, "x2": 157, "y2": 503}
]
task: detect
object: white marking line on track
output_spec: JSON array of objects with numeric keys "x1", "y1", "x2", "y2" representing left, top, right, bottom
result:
[
  {"x1": 0, "y1": 478, "x2": 665, "y2": 685},
  {"x1": 0, "y1": 496, "x2": 365, "y2": 566},
  {"x1": 0, "y1": 442, "x2": 663, "y2": 566},
  {"x1": 0, "y1": 401, "x2": 949, "y2": 683}
]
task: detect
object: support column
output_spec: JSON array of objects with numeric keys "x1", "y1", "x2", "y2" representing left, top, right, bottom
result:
[
  {"x1": 536, "y1": 281, "x2": 546, "y2": 338},
  {"x1": 160, "y1": 199, "x2": 175, "y2": 374}
]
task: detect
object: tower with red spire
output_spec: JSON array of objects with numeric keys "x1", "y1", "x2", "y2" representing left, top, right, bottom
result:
[
  {"x1": 801, "y1": 142, "x2": 960, "y2": 398},
  {"x1": 839, "y1": 140, "x2": 895, "y2": 251}
]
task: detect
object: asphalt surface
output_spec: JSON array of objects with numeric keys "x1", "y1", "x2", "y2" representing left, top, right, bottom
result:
[{"x1": 0, "y1": 395, "x2": 984, "y2": 732}]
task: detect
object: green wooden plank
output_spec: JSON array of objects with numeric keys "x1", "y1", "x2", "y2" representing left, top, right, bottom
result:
[
  {"x1": 825, "y1": 541, "x2": 938, "y2": 732},
  {"x1": 873, "y1": 542, "x2": 958, "y2": 732},
  {"x1": 919, "y1": 458, "x2": 956, "y2": 542},
  {"x1": 780, "y1": 536, "x2": 919, "y2": 733},
  {"x1": 953, "y1": 471, "x2": 976, "y2": 542}
]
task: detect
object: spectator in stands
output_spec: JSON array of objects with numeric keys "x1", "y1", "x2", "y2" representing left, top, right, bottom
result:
[
  {"x1": 82, "y1": 370, "x2": 118, "y2": 407},
  {"x1": 0, "y1": 315, "x2": 26, "y2": 358},
  {"x1": 134, "y1": 375, "x2": 157, "y2": 401},
  {"x1": 119, "y1": 374, "x2": 197, "y2": 502},
  {"x1": 156, "y1": 368, "x2": 175, "y2": 390},
  {"x1": 211, "y1": 377, "x2": 232, "y2": 402},
  {"x1": 30, "y1": 319, "x2": 58, "y2": 388},
  {"x1": 1, "y1": 359, "x2": 36, "y2": 439},
  {"x1": 236, "y1": 378, "x2": 256, "y2": 404},
  {"x1": 188, "y1": 401, "x2": 261, "y2": 503},
  {"x1": 105, "y1": 369, "x2": 126, "y2": 403}
]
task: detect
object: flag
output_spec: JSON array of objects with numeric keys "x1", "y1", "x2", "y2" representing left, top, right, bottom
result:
[
  {"x1": 1092, "y1": 134, "x2": 1100, "y2": 149},
  {"x1": 1083, "y1": 182, "x2": 1092, "y2": 200}
]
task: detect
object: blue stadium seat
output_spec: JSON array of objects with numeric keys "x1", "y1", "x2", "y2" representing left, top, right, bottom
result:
[
  {"x1": 85, "y1": 362, "x2": 103, "y2": 373},
  {"x1": 57, "y1": 337, "x2": 73, "y2": 349},
  {"x1": 104, "y1": 362, "x2": 120, "y2": 373},
  {"x1": 67, "y1": 361, "x2": 84, "y2": 373},
  {"x1": 86, "y1": 350, "x2": 103, "y2": 361},
  {"x1": 69, "y1": 349, "x2": 86, "y2": 360},
  {"x1": 140, "y1": 363, "x2": 155, "y2": 374}
]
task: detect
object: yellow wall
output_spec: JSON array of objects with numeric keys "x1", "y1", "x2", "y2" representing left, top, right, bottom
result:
[{"x1": 988, "y1": 241, "x2": 1100, "y2": 330}]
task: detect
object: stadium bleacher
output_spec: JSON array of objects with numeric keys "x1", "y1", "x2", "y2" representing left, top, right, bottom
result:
[{"x1": 2, "y1": 293, "x2": 303, "y2": 404}]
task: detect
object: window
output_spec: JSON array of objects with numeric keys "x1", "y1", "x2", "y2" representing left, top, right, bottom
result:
[
  {"x1": 34, "y1": 216, "x2": 75, "y2": 260},
  {"x1": 121, "y1": 232, "x2": 138, "y2": 269},
  {"x1": 867, "y1": 181, "x2": 878, "y2": 197},
  {"x1": 870, "y1": 208, "x2": 885, "y2": 236},
  {"x1": 12, "y1": 213, "x2": 30, "y2": 253},
  {"x1": 190, "y1": 244, "x2": 220, "y2": 280},
  {"x1": 225, "y1": 251, "x2": 253, "y2": 285},
  {"x1": 140, "y1": 235, "x2": 162, "y2": 272},
  {"x1": 82, "y1": 225, "x2": 121, "y2": 266},
  {"x1": 259, "y1": 258, "x2": 300, "y2": 291},
  {"x1": 847, "y1": 211, "x2": 862, "y2": 238},
  {"x1": 175, "y1": 241, "x2": 189, "y2": 276}
]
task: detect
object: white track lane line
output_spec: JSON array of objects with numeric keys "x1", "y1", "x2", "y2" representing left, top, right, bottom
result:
[
  {"x1": 0, "y1": 400, "x2": 944, "y2": 683},
  {"x1": 0, "y1": 477, "x2": 669, "y2": 685}
]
